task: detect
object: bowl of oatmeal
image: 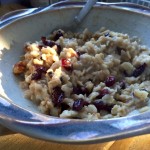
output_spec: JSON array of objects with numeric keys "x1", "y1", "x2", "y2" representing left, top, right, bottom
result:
[{"x1": 0, "y1": 1, "x2": 150, "y2": 144}]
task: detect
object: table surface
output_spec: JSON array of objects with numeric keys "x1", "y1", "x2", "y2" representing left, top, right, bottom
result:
[
  {"x1": 0, "y1": 133, "x2": 150, "y2": 150},
  {"x1": 0, "y1": 4, "x2": 150, "y2": 150}
]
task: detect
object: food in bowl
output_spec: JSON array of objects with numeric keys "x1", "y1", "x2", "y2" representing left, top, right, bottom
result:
[{"x1": 13, "y1": 28, "x2": 150, "y2": 119}]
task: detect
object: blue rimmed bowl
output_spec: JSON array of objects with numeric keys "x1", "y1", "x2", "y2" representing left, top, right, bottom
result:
[{"x1": 0, "y1": 1, "x2": 150, "y2": 144}]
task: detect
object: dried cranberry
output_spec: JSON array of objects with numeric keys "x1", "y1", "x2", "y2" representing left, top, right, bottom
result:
[
  {"x1": 41, "y1": 36, "x2": 50, "y2": 46},
  {"x1": 83, "y1": 101, "x2": 90, "y2": 106},
  {"x1": 81, "y1": 87, "x2": 90, "y2": 96},
  {"x1": 35, "y1": 66, "x2": 48, "y2": 73},
  {"x1": 73, "y1": 86, "x2": 90, "y2": 96},
  {"x1": 48, "y1": 41, "x2": 56, "y2": 47},
  {"x1": 105, "y1": 76, "x2": 116, "y2": 87},
  {"x1": 41, "y1": 36, "x2": 56, "y2": 47},
  {"x1": 72, "y1": 86, "x2": 82, "y2": 95},
  {"x1": 41, "y1": 36, "x2": 62, "y2": 54},
  {"x1": 41, "y1": 36, "x2": 46, "y2": 42},
  {"x1": 51, "y1": 87, "x2": 64, "y2": 107},
  {"x1": 38, "y1": 45, "x2": 44, "y2": 50},
  {"x1": 76, "y1": 51, "x2": 81, "y2": 57},
  {"x1": 61, "y1": 58, "x2": 73, "y2": 71},
  {"x1": 120, "y1": 80, "x2": 126, "y2": 89},
  {"x1": 72, "y1": 99, "x2": 84, "y2": 111},
  {"x1": 31, "y1": 72, "x2": 42, "y2": 80},
  {"x1": 61, "y1": 103, "x2": 70, "y2": 112},
  {"x1": 44, "y1": 40, "x2": 55, "y2": 47},
  {"x1": 97, "y1": 89, "x2": 109, "y2": 99},
  {"x1": 93, "y1": 100, "x2": 103, "y2": 110},
  {"x1": 93, "y1": 100, "x2": 114, "y2": 112},
  {"x1": 54, "y1": 30, "x2": 63, "y2": 41},
  {"x1": 132, "y1": 63, "x2": 147, "y2": 77},
  {"x1": 31, "y1": 66, "x2": 48, "y2": 80}
]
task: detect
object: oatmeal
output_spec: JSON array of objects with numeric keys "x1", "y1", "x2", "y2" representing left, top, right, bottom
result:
[{"x1": 13, "y1": 28, "x2": 150, "y2": 119}]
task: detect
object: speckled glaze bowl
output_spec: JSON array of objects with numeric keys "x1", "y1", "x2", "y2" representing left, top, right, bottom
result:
[{"x1": 1, "y1": 1, "x2": 150, "y2": 144}]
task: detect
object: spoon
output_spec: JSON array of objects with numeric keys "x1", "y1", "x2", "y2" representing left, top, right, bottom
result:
[{"x1": 74, "y1": 0, "x2": 97, "y2": 24}]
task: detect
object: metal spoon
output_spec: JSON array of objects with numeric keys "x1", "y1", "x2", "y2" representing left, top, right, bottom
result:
[
  {"x1": 49, "y1": 0, "x2": 97, "y2": 31},
  {"x1": 74, "y1": 0, "x2": 97, "y2": 24}
]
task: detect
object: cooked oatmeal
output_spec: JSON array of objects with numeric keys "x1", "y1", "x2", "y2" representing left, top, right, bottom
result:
[{"x1": 13, "y1": 28, "x2": 150, "y2": 119}]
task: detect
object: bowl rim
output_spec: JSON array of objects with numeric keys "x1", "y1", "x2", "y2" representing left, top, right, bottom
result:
[
  {"x1": 0, "y1": 96, "x2": 150, "y2": 144},
  {"x1": 1, "y1": 1, "x2": 150, "y2": 29}
]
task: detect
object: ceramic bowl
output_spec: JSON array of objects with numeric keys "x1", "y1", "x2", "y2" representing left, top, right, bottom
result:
[{"x1": 0, "y1": 1, "x2": 150, "y2": 144}]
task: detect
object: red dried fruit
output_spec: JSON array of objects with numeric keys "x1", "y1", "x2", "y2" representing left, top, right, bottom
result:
[
  {"x1": 72, "y1": 86, "x2": 82, "y2": 95},
  {"x1": 81, "y1": 87, "x2": 90, "y2": 96},
  {"x1": 41, "y1": 36, "x2": 62, "y2": 55},
  {"x1": 41, "y1": 36, "x2": 46, "y2": 42},
  {"x1": 61, "y1": 103, "x2": 70, "y2": 113},
  {"x1": 31, "y1": 72, "x2": 42, "y2": 80},
  {"x1": 72, "y1": 99, "x2": 84, "y2": 111},
  {"x1": 47, "y1": 41, "x2": 56, "y2": 47},
  {"x1": 41, "y1": 36, "x2": 56, "y2": 47},
  {"x1": 105, "y1": 76, "x2": 116, "y2": 87},
  {"x1": 132, "y1": 63, "x2": 146, "y2": 77},
  {"x1": 31, "y1": 65, "x2": 48, "y2": 80},
  {"x1": 73, "y1": 86, "x2": 90, "y2": 96},
  {"x1": 51, "y1": 87, "x2": 64, "y2": 107},
  {"x1": 61, "y1": 58, "x2": 73, "y2": 71},
  {"x1": 97, "y1": 89, "x2": 109, "y2": 99},
  {"x1": 93, "y1": 100, "x2": 114, "y2": 112},
  {"x1": 38, "y1": 45, "x2": 44, "y2": 50},
  {"x1": 35, "y1": 65, "x2": 48, "y2": 73},
  {"x1": 54, "y1": 30, "x2": 63, "y2": 41},
  {"x1": 83, "y1": 101, "x2": 90, "y2": 106}
]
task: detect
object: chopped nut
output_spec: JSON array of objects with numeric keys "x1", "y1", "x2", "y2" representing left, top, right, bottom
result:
[{"x1": 13, "y1": 61, "x2": 26, "y2": 74}]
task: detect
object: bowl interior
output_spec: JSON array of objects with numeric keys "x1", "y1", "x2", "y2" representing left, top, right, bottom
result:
[{"x1": 0, "y1": 6, "x2": 150, "y2": 114}]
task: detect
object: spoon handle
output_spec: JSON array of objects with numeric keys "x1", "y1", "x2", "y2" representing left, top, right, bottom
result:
[{"x1": 74, "y1": 0, "x2": 97, "y2": 24}]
